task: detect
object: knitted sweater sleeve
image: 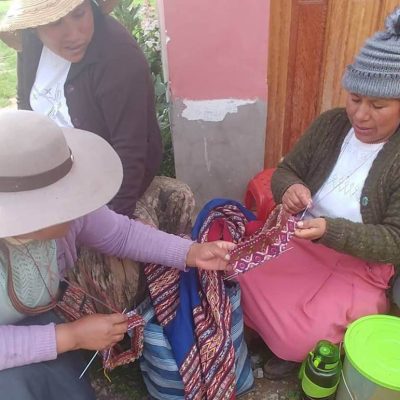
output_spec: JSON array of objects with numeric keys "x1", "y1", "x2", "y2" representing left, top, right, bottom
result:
[
  {"x1": 319, "y1": 167, "x2": 400, "y2": 264},
  {"x1": 0, "y1": 324, "x2": 57, "y2": 371},
  {"x1": 319, "y1": 218, "x2": 400, "y2": 264},
  {"x1": 76, "y1": 206, "x2": 193, "y2": 270}
]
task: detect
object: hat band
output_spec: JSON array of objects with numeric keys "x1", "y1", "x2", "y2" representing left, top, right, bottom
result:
[{"x1": 0, "y1": 151, "x2": 73, "y2": 192}]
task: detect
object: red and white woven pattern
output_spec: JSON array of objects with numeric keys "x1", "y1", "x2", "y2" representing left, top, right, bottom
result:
[{"x1": 228, "y1": 205, "x2": 296, "y2": 274}]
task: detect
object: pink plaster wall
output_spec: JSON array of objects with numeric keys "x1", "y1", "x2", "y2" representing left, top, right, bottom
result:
[{"x1": 162, "y1": 0, "x2": 270, "y2": 101}]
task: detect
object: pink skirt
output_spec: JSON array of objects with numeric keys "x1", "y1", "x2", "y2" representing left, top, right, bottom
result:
[{"x1": 237, "y1": 238, "x2": 394, "y2": 362}]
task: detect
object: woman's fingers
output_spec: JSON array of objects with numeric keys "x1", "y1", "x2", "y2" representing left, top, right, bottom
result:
[
  {"x1": 186, "y1": 242, "x2": 236, "y2": 270},
  {"x1": 107, "y1": 312, "x2": 128, "y2": 324},
  {"x1": 291, "y1": 189, "x2": 311, "y2": 210},
  {"x1": 284, "y1": 197, "x2": 300, "y2": 214},
  {"x1": 282, "y1": 184, "x2": 312, "y2": 214},
  {"x1": 212, "y1": 241, "x2": 237, "y2": 262},
  {"x1": 215, "y1": 241, "x2": 236, "y2": 251},
  {"x1": 295, "y1": 218, "x2": 326, "y2": 240},
  {"x1": 108, "y1": 314, "x2": 129, "y2": 337},
  {"x1": 112, "y1": 333, "x2": 125, "y2": 343}
]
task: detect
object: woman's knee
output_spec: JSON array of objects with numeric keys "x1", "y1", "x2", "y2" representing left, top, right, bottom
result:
[
  {"x1": 0, "y1": 351, "x2": 95, "y2": 400},
  {"x1": 0, "y1": 363, "x2": 49, "y2": 400}
]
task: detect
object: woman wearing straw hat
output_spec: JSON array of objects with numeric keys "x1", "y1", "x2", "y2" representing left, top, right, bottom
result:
[
  {"x1": 0, "y1": 109, "x2": 235, "y2": 399},
  {"x1": 0, "y1": 0, "x2": 196, "y2": 313},
  {"x1": 238, "y1": 7, "x2": 400, "y2": 380},
  {"x1": 0, "y1": 0, "x2": 162, "y2": 218}
]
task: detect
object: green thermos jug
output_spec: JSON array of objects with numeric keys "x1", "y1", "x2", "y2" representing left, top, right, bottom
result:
[{"x1": 298, "y1": 340, "x2": 341, "y2": 400}]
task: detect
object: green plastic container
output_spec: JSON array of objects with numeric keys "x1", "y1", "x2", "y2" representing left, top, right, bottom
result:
[
  {"x1": 299, "y1": 340, "x2": 341, "y2": 399},
  {"x1": 336, "y1": 315, "x2": 400, "y2": 400}
]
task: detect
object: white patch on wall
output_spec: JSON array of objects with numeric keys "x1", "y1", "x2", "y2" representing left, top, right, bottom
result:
[{"x1": 182, "y1": 99, "x2": 255, "y2": 122}]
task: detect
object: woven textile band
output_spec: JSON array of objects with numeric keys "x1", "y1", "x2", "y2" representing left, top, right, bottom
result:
[{"x1": 0, "y1": 150, "x2": 73, "y2": 192}]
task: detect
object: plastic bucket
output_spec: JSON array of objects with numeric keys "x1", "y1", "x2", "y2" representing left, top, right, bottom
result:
[{"x1": 336, "y1": 315, "x2": 400, "y2": 400}]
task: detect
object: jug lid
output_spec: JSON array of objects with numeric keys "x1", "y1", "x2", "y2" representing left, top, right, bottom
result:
[
  {"x1": 344, "y1": 315, "x2": 400, "y2": 391},
  {"x1": 313, "y1": 340, "x2": 340, "y2": 367}
]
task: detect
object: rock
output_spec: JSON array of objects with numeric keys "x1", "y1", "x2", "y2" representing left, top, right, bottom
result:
[
  {"x1": 253, "y1": 367, "x2": 264, "y2": 379},
  {"x1": 250, "y1": 354, "x2": 263, "y2": 369}
]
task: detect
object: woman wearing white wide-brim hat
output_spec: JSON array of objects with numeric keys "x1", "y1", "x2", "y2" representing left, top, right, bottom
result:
[
  {"x1": 0, "y1": 110, "x2": 235, "y2": 399},
  {"x1": 0, "y1": 0, "x2": 162, "y2": 217},
  {"x1": 0, "y1": 0, "x2": 193, "y2": 321}
]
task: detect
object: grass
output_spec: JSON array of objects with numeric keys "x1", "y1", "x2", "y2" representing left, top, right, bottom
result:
[
  {"x1": 0, "y1": 1, "x2": 10, "y2": 16},
  {"x1": 90, "y1": 357, "x2": 148, "y2": 400},
  {"x1": 0, "y1": 0, "x2": 17, "y2": 108}
]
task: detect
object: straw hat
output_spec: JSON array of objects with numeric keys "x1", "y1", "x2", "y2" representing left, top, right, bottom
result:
[
  {"x1": 0, "y1": 0, "x2": 118, "y2": 50},
  {"x1": 0, "y1": 109, "x2": 123, "y2": 238}
]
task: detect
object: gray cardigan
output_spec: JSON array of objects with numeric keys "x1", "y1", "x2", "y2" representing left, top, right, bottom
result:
[{"x1": 272, "y1": 108, "x2": 400, "y2": 265}]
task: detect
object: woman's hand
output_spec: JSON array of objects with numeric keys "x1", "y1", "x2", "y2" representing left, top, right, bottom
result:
[
  {"x1": 186, "y1": 241, "x2": 236, "y2": 271},
  {"x1": 56, "y1": 313, "x2": 128, "y2": 354},
  {"x1": 282, "y1": 184, "x2": 312, "y2": 214},
  {"x1": 295, "y1": 218, "x2": 326, "y2": 241}
]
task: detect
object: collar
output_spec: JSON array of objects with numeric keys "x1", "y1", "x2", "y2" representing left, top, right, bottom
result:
[{"x1": 3, "y1": 237, "x2": 34, "y2": 245}]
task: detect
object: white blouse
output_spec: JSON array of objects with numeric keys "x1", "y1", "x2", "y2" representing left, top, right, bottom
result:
[
  {"x1": 30, "y1": 46, "x2": 73, "y2": 128},
  {"x1": 307, "y1": 128, "x2": 384, "y2": 223}
]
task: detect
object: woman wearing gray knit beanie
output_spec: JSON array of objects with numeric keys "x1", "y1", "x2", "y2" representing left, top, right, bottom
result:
[{"x1": 238, "y1": 7, "x2": 400, "y2": 379}]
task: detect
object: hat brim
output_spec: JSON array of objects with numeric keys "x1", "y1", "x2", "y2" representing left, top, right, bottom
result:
[
  {"x1": 0, "y1": 128, "x2": 123, "y2": 238},
  {"x1": 0, "y1": 0, "x2": 118, "y2": 51},
  {"x1": 0, "y1": 31, "x2": 22, "y2": 51}
]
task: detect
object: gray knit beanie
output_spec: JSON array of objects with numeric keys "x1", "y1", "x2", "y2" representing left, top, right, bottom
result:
[{"x1": 342, "y1": 7, "x2": 400, "y2": 98}]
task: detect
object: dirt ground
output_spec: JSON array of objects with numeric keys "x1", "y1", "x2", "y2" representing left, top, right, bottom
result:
[
  {"x1": 91, "y1": 337, "x2": 301, "y2": 400},
  {"x1": 92, "y1": 364, "x2": 300, "y2": 400},
  {"x1": 240, "y1": 375, "x2": 299, "y2": 400}
]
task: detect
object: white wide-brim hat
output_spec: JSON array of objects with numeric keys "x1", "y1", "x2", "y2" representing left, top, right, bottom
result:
[
  {"x1": 0, "y1": 0, "x2": 118, "y2": 50},
  {"x1": 0, "y1": 109, "x2": 123, "y2": 238}
]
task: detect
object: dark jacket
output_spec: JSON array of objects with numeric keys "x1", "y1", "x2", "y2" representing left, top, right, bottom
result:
[
  {"x1": 17, "y1": 10, "x2": 162, "y2": 217},
  {"x1": 272, "y1": 108, "x2": 400, "y2": 265}
]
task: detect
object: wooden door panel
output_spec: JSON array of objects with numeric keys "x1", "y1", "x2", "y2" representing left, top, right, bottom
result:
[
  {"x1": 319, "y1": 0, "x2": 390, "y2": 112},
  {"x1": 284, "y1": 0, "x2": 328, "y2": 154},
  {"x1": 265, "y1": 0, "x2": 328, "y2": 166},
  {"x1": 265, "y1": 0, "x2": 293, "y2": 167},
  {"x1": 380, "y1": 1, "x2": 400, "y2": 23}
]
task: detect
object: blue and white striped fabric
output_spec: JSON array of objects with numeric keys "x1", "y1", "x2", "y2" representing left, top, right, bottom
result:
[{"x1": 139, "y1": 283, "x2": 254, "y2": 399}]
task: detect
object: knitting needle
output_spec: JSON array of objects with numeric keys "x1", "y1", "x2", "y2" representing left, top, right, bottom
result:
[
  {"x1": 298, "y1": 201, "x2": 312, "y2": 221},
  {"x1": 78, "y1": 308, "x2": 127, "y2": 379},
  {"x1": 62, "y1": 278, "x2": 121, "y2": 314},
  {"x1": 79, "y1": 351, "x2": 99, "y2": 379}
]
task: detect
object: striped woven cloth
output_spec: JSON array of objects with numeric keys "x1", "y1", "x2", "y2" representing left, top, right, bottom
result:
[
  {"x1": 139, "y1": 280, "x2": 253, "y2": 399},
  {"x1": 142, "y1": 199, "x2": 295, "y2": 399},
  {"x1": 143, "y1": 201, "x2": 255, "y2": 399}
]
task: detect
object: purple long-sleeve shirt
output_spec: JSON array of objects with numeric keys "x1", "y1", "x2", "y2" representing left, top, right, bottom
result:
[{"x1": 0, "y1": 206, "x2": 193, "y2": 371}]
